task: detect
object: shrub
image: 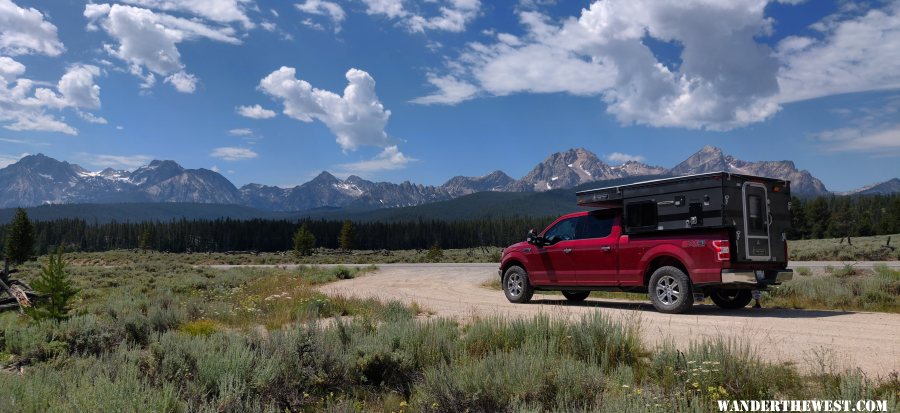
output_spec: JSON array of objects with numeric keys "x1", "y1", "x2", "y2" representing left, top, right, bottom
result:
[
  {"x1": 796, "y1": 267, "x2": 812, "y2": 276},
  {"x1": 179, "y1": 319, "x2": 219, "y2": 336},
  {"x1": 331, "y1": 266, "x2": 354, "y2": 280},
  {"x1": 425, "y1": 244, "x2": 444, "y2": 262},
  {"x1": 28, "y1": 248, "x2": 78, "y2": 321}
]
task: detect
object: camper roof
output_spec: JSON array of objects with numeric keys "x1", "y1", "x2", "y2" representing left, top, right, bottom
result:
[{"x1": 575, "y1": 172, "x2": 790, "y2": 207}]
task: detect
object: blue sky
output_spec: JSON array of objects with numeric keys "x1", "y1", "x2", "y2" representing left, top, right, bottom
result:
[{"x1": 0, "y1": 0, "x2": 898, "y2": 191}]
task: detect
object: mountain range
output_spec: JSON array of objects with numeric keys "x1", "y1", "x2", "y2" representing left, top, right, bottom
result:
[{"x1": 0, "y1": 146, "x2": 890, "y2": 212}]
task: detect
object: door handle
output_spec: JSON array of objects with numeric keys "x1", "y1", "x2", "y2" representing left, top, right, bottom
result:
[
  {"x1": 563, "y1": 248, "x2": 573, "y2": 254},
  {"x1": 600, "y1": 246, "x2": 612, "y2": 252}
]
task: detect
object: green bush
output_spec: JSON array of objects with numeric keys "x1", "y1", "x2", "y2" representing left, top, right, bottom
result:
[
  {"x1": 425, "y1": 244, "x2": 444, "y2": 262},
  {"x1": 27, "y1": 249, "x2": 78, "y2": 321}
]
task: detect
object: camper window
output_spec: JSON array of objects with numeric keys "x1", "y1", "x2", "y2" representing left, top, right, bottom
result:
[
  {"x1": 577, "y1": 213, "x2": 614, "y2": 239},
  {"x1": 626, "y1": 201, "x2": 658, "y2": 230},
  {"x1": 748, "y1": 194, "x2": 767, "y2": 236}
]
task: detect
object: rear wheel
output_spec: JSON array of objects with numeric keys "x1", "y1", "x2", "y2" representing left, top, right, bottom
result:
[
  {"x1": 648, "y1": 266, "x2": 694, "y2": 314},
  {"x1": 502, "y1": 266, "x2": 533, "y2": 304},
  {"x1": 561, "y1": 291, "x2": 590, "y2": 302},
  {"x1": 709, "y1": 289, "x2": 752, "y2": 309}
]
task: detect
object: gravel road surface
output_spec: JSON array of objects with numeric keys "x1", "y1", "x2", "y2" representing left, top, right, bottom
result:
[{"x1": 309, "y1": 262, "x2": 900, "y2": 376}]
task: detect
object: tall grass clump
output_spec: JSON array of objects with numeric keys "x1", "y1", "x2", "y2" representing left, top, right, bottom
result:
[{"x1": 766, "y1": 265, "x2": 900, "y2": 312}]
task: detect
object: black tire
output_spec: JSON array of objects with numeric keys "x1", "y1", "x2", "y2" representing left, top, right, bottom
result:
[
  {"x1": 502, "y1": 266, "x2": 534, "y2": 304},
  {"x1": 709, "y1": 289, "x2": 752, "y2": 309},
  {"x1": 648, "y1": 266, "x2": 694, "y2": 314},
  {"x1": 561, "y1": 291, "x2": 590, "y2": 302}
]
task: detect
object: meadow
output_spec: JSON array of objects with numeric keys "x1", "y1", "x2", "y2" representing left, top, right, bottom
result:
[{"x1": 0, "y1": 258, "x2": 898, "y2": 412}]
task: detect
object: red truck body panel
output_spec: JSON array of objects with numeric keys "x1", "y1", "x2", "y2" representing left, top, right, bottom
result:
[{"x1": 501, "y1": 210, "x2": 738, "y2": 289}]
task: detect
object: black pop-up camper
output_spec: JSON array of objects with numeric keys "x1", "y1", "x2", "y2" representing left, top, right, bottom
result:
[{"x1": 576, "y1": 172, "x2": 792, "y2": 263}]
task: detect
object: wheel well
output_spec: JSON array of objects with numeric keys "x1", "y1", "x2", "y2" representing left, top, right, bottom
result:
[
  {"x1": 501, "y1": 260, "x2": 524, "y2": 278},
  {"x1": 643, "y1": 256, "x2": 688, "y2": 287}
]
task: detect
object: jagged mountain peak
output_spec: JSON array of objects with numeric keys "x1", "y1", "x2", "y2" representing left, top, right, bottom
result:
[
  {"x1": 847, "y1": 178, "x2": 900, "y2": 195},
  {"x1": 307, "y1": 171, "x2": 340, "y2": 184}
]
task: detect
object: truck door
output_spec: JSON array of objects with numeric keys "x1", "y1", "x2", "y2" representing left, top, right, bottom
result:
[
  {"x1": 531, "y1": 217, "x2": 578, "y2": 286},
  {"x1": 742, "y1": 182, "x2": 771, "y2": 260},
  {"x1": 572, "y1": 212, "x2": 619, "y2": 286}
]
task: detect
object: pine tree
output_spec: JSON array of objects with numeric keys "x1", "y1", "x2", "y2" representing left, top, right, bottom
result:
[
  {"x1": 339, "y1": 220, "x2": 356, "y2": 251},
  {"x1": 4, "y1": 208, "x2": 35, "y2": 264},
  {"x1": 139, "y1": 228, "x2": 152, "y2": 252},
  {"x1": 293, "y1": 223, "x2": 316, "y2": 256},
  {"x1": 27, "y1": 248, "x2": 78, "y2": 321}
]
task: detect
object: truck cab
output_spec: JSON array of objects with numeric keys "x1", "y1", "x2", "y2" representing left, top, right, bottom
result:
[{"x1": 498, "y1": 173, "x2": 794, "y2": 314}]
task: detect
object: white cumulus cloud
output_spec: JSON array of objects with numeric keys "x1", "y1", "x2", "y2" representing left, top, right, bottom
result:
[
  {"x1": 85, "y1": 3, "x2": 242, "y2": 93},
  {"x1": 0, "y1": 0, "x2": 65, "y2": 56},
  {"x1": 259, "y1": 66, "x2": 416, "y2": 173},
  {"x1": 236, "y1": 104, "x2": 277, "y2": 119},
  {"x1": 259, "y1": 66, "x2": 393, "y2": 151},
  {"x1": 414, "y1": 0, "x2": 783, "y2": 131},
  {"x1": 295, "y1": 0, "x2": 345, "y2": 32},
  {"x1": 211, "y1": 146, "x2": 258, "y2": 161},
  {"x1": 0, "y1": 59, "x2": 104, "y2": 135},
  {"x1": 777, "y1": 2, "x2": 900, "y2": 103}
]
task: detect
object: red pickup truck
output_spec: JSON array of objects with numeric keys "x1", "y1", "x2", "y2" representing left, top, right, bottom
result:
[{"x1": 498, "y1": 173, "x2": 793, "y2": 313}]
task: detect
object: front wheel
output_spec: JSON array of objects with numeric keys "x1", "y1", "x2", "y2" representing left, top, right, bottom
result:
[
  {"x1": 648, "y1": 266, "x2": 694, "y2": 314},
  {"x1": 561, "y1": 291, "x2": 590, "y2": 302},
  {"x1": 502, "y1": 266, "x2": 534, "y2": 304},
  {"x1": 709, "y1": 289, "x2": 752, "y2": 309}
]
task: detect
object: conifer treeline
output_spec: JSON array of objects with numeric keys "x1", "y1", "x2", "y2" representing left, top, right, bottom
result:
[
  {"x1": 0, "y1": 195, "x2": 897, "y2": 254},
  {"x1": 789, "y1": 195, "x2": 900, "y2": 239},
  {"x1": 1, "y1": 217, "x2": 555, "y2": 254}
]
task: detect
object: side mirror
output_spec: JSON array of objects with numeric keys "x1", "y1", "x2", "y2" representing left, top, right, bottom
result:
[{"x1": 526, "y1": 229, "x2": 544, "y2": 246}]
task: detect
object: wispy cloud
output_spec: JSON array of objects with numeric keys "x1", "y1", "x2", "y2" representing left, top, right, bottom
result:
[
  {"x1": 605, "y1": 152, "x2": 645, "y2": 164},
  {"x1": 334, "y1": 145, "x2": 416, "y2": 176},
  {"x1": 228, "y1": 128, "x2": 253, "y2": 136},
  {"x1": 210, "y1": 147, "x2": 258, "y2": 161},
  {"x1": 0, "y1": 153, "x2": 29, "y2": 168},
  {"x1": 0, "y1": 137, "x2": 49, "y2": 146},
  {"x1": 74, "y1": 153, "x2": 154, "y2": 169}
]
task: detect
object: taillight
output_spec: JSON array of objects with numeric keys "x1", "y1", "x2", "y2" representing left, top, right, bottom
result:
[{"x1": 712, "y1": 240, "x2": 730, "y2": 261}]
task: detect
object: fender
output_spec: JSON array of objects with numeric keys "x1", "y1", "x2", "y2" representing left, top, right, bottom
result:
[
  {"x1": 500, "y1": 252, "x2": 528, "y2": 275},
  {"x1": 639, "y1": 244, "x2": 696, "y2": 280}
]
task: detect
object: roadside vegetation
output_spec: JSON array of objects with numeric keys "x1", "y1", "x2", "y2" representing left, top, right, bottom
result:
[
  {"x1": 764, "y1": 264, "x2": 900, "y2": 313},
  {"x1": 0, "y1": 253, "x2": 897, "y2": 411},
  {"x1": 789, "y1": 233, "x2": 899, "y2": 261},
  {"x1": 1, "y1": 210, "x2": 898, "y2": 410}
]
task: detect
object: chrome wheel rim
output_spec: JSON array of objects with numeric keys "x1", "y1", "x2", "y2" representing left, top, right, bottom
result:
[
  {"x1": 506, "y1": 273, "x2": 523, "y2": 297},
  {"x1": 656, "y1": 275, "x2": 680, "y2": 305}
]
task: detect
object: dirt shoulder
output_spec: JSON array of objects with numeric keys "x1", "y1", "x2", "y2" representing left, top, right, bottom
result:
[{"x1": 318, "y1": 263, "x2": 900, "y2": 377}]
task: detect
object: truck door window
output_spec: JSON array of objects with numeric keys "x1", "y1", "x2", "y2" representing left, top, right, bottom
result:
[
  {"x1": 577, "y1": 214, "x2": 613, "y2": 239},
  {"x1": 543, "y1": 218, "x2": 578, "y2": 243}
]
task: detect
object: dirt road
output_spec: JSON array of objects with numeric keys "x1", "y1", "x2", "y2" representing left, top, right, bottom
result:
[{"x1": 316, "y1": 263, "x2": 900, "y2": 376}]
